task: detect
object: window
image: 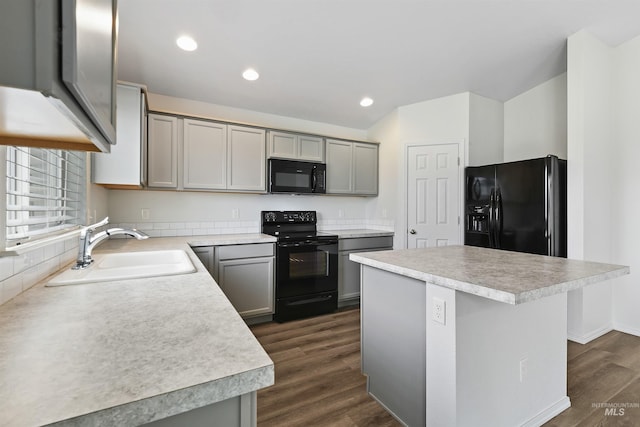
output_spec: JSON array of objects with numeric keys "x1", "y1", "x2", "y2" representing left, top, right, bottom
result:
[{"x1": 5, "y1": 146, "x2": 86, "y2": 246}]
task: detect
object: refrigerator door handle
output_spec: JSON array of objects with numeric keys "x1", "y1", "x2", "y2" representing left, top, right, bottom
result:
[
  {"x1": 495, "y1": 187, "x2": 503, "y2": 249},
  {"x1": 489, "y1": 188, "x2": 496, "y2": 248}
]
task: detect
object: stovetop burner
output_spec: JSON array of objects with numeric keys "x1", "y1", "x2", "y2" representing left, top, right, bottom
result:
[{"x1": 261, "y1": 211, "x2": 337, "y2": 242}]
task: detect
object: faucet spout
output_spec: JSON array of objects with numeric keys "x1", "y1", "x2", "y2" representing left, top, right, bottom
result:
[{"x1": 73, "y1": 219, "x2": 148, "y2": 269}]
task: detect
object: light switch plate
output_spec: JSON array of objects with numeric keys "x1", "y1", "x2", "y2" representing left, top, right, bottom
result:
[{"x1": 433, "y1": 297, "x2": 446, "y2": 325}]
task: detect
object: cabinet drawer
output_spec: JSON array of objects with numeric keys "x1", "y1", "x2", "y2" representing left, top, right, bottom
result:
[
  {"x1": 339, "y1": 236, "x2": 393, "y2": 251},
  {"x1": 217, "y1": 243, "x2": 274, "y2": 260}
]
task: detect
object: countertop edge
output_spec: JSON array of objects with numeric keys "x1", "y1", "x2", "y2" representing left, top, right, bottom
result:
[
  {"x1": 349, "y1": 252, "x2": 631, "y2": 305},
  {"x1": 55, "y1": 365, "x2": 275, "y2": 426}
]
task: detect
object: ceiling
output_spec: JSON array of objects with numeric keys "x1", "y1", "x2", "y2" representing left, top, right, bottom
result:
[{"x1": 117, "y1": 0, "x2": 640, "y2": 130}]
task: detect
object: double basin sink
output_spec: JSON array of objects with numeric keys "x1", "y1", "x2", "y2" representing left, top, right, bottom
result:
[{"x1": 47, "y1": 250, "x2": 197, "y2": 286}]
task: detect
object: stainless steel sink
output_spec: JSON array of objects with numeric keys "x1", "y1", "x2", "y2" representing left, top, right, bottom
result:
[{"x1": 47, "y1": 250, "x2": 196, "y2": 286}]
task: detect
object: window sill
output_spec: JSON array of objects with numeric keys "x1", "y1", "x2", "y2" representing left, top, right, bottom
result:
[{"x1": 1, "y1": 228, "x2": 81, "y2": 257}]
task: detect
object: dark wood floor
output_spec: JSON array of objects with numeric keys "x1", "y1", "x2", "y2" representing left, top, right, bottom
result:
[
  {"x1": 250, "y1": 307, "x2": 400, "y2": 426},
  {"x1": 251, "y1": 308, "x2": 640, "y2": 427}
]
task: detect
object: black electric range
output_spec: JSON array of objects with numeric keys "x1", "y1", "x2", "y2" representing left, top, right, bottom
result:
[{"x1": 261, "y1": 211, "x2": 338, "y2": 322}]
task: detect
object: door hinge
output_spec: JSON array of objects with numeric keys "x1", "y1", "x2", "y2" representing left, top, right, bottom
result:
[
  {"x1": 458, "y1": 216, "x2": 460, "y2": 225},
  {"x1": 458, "y1": 157, "x2": 460, "y2": 166}
]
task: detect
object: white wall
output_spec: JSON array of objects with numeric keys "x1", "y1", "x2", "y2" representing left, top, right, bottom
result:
[
  {"x1": 148, "y1": 93, "x2": 368, "y2": 142},
  {"x1": 504, "y1": 73, "x2": 567, "y2": 162},
  {"x1": 566, "y1": 31, "x2": 615, "y2": 343},
  {"x1": 611, "y1": 35, "x2": 640, "y2": 336},
  {"x1": 469, "y1": 93, "x2": 504, "y2": 166},
  {"x1": 365, "y1": 109, "x2": 400, "y2": 235},
  {"x1": 367, "y1": 93, "x2": 471, "y2": 249}
]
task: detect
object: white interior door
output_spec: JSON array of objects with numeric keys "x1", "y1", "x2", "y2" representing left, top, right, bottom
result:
[{"x1": 407, "y1": 144, "x2": 461, "y2": 248}]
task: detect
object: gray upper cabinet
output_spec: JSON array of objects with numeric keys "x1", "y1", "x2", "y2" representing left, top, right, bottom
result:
[
  {"x1": 0, "y1": 0, "x2": 116, "y2": 152},
  {"x1": 353, "y1": 143, "x2": 378, "y2": 195},
  {"x1": 326, "y1": 139, "x2": 378, "y2": 195},
  {"x1": 183, "y1": 119, "x2": 227, "y2": 190},
  {"x1": 227, "y1": 125, "x2": 266, "y2": 192},
  {"x1": 268, "y1": 131, "x2": 325, "y2": 162},
  {"x1": 326, "y1": 139, "x2": 353, "y2": 193},
  {"x1": 147, "y1": 115, "x2": 266, "y2": 193},
  {"x1": 147, "y1": 114, "x2": 179, "y2": 188},
  {"x1": 92, "y1": 83, "x2": 147, "y2": 188}
]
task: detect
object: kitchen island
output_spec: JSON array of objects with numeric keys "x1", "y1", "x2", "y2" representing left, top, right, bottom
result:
[
  {"x1": 0, "y1": 237, "x2": 274, "y2": 427},
  {"x1": 350, "y1": 245, "x2": 629, "y2": 427}
]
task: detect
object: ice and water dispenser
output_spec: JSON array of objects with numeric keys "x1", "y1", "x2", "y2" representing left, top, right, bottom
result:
[{"x1": 466, "y1": 205, "x2": 490, "y2": 233}]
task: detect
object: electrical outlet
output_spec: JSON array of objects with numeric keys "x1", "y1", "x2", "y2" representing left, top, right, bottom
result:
[
  {"x1": 232, "y1": 208, "x2": 239, "y2": 219},
  {"x1": 432, "y1": 297, "x2": 446, "y2": 325},
  {"x1": 338, "y1": 209, "x2": 344, "y2": 218},
  {"x1": 141, "y1": 208, "x2": 150, "y2": 220},
  {"x1": 519, "y1": 357, "x2": 528, "y2": 382}
]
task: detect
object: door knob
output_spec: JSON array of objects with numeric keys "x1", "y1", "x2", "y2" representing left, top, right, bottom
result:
[{"x1": 409, "y1": 229, "x2": 417, "y2": 234}]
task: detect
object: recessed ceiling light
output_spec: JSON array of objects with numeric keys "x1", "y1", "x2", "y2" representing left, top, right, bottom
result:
[
  {"x1": 360, "y1": 97, "x2": 374, "y2": 107},
  {"x1": 242, "y1": 68, "x2": 260, "y2": 81},
  {"x1": 176, "y1": 35, "x2": 197, "y2": 51}
]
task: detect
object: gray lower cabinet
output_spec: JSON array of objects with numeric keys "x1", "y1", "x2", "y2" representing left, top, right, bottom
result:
[
  {"x1": 192, "y1": 246, "x2": 215, "y2": 276},
  {"x1": 144, "y1": 392, "x2": 256, "y2": 427},
  {"x1": 338, "y1": 236, "x2": 393, "y2": 305},
  {"x1": 192, "y1": 244, "x2": 274, "y2": 320}
]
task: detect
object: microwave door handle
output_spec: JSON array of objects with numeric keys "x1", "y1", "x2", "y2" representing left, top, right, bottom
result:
[{"x1": 311, "y1": 169, "x2": 318, "y2": 192}]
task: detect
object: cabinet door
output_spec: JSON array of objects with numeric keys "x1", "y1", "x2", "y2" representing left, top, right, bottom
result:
[
  {"x1": 326, "y1": 139, "x2": 353, "y2": 193},
  {"x1": 192, "y1": 246, "x2": 214, "y2": 277},
  {"x1": 339, "y1": 251, "x2": 361, "y2": 302},
  {"x1": 147, "y1": 114, "x2": 178, "y2": 188},
  {"x1": 353, "y1": 143, "x2": 378, "y2": 195},
  {"x1": 298, "y1": 135, "x2": 325, "y2": 162},
  {"x1": 92, "y1": 84, "x2": 144, "y2": 186},
  {"x1": 227, "y1": 125, "x2": 266, "y2": 192},
  {"x1": 268, "y1": 131, "x2": 297, "y2": 160},
  {"x1": 183, "y1": 119, "x2": 227, "y2": 189},
  {"x1": 217, "y1": 257, "x2": 274, "y2": 318}
]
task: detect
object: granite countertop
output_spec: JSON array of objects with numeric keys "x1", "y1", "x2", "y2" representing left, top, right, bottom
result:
[
  {"x1": 350, "y1": 245, "x2": 629, "y2": 304},
  {"x1": 322, "y1": 229, "x2": 394, "y2": 239},
  {"x1": 0, "y1": 237, "x2": 274, "y2": 427}
]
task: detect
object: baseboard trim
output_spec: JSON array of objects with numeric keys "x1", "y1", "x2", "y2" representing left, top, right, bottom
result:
[
  {"x1": 568, "y1": 324, "x2": 613, "y2": 344},
  {"x1": 367, "y1": 391, "x2": 408, "y2": 427},
  {"x1": 612, "y1": 322, "x2": 640, "y2": 338},
  {"x1": 520, "y1": 396, "x2": 571, "y2": 427}
]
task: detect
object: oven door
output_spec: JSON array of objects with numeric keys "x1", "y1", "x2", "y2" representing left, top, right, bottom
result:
[{"x1": 276, "y1": 240, "x2": 338, "y2": 298}]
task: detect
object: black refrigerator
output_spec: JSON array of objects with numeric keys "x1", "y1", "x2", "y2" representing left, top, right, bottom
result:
[{"x1": 465, "y1": 155, "x2": 567, "y2": 257}]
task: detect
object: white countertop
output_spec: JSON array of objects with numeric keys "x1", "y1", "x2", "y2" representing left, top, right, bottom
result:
[
  {"x1": 350, "y1": 245, "x2": 629, "y2": 304},
  {"x1": 0, "y1": 237, "x2": 274, "y2": 426}
]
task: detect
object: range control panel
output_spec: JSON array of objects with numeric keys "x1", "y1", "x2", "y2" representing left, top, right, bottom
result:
[{"x1": 262, "y1": 211, "x2": 317, "y2": 224}]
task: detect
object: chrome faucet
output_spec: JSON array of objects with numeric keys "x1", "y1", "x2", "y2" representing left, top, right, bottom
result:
[{"x1": 73, "y1": 217, "x2": 149, "y2": 269}]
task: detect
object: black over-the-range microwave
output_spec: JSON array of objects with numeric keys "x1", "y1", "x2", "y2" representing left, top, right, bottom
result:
[{"x1": 268, "y1": 159, "x2": 326, "y2": 194}]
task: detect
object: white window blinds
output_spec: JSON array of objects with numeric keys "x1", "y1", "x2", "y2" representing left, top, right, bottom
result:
[{"x1": 6, "y1": 146, "x2": 86, "y2": 245}]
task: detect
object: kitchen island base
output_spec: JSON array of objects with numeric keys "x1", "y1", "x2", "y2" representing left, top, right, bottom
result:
[
  {"x1": 361, "y1": 266, "x2": 571, "y2": 427},
  {"x1": 145, "y1": 392, "x2": 256, "y2": 427}
]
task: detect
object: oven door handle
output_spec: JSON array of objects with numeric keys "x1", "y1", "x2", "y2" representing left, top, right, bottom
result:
[
  {"x1": 278, "y1": 240, "x2": 338, "y2": 248},
  {"x1": 286, "y1": 294, "x2": 334, "y2": 306}
]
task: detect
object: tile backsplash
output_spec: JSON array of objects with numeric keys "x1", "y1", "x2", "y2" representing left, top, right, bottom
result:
[
  {"x1": 112, "y1": 218, "x2": 395, "y2": 237},
  {"x1": 0, "y1": 237, "x2": 78, "y2": 306}
]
